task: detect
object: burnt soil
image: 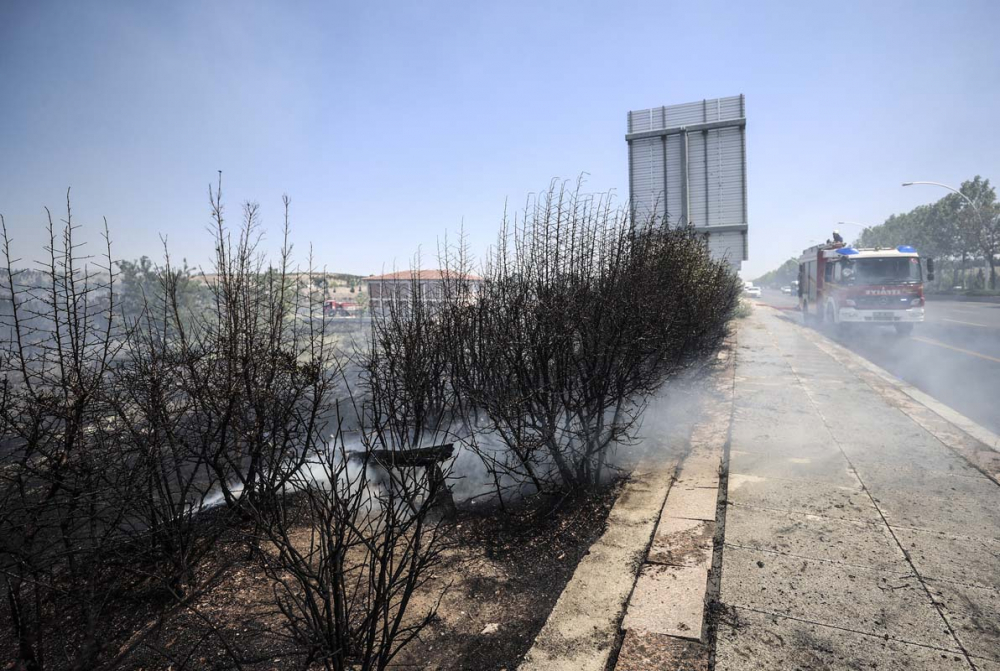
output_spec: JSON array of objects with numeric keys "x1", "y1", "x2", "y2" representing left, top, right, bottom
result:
[
  {"x1": 0, "y1": 483, "x2": 621, "y2": 671},
  {"x1": 393, "y1": 482, "x2": 622, "y2": 670}
]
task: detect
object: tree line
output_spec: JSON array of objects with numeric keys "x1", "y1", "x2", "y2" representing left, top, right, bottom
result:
[
  {"x1": 755, "y1": 176, "x2": 999, "y2": 292},
  {"x1": 752, "y1": 258, "x2": 798, "y2": 289},
  {"x1": 856, "y1": 176, "x2": 998, "y2": 291}
]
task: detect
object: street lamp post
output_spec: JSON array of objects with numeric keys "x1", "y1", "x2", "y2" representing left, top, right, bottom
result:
[
  {"x1": 903, "y1": 180, "x2": 986, "y2": 289},
  {"x1": 902, "y1": 181, "x2": 980, "y2": 217}
]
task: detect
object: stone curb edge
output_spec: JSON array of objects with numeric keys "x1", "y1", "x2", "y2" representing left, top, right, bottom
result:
[
  {"x1": 611, "y1": 344, "x2": 737, "y2": 671},
  {"x1": 518, "y1": 346, "x2": 738, "y2": 671}
]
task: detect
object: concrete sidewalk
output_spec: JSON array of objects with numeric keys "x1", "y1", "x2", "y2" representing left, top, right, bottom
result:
[{"x1": 716, "y1": 307, "x2": 1000, "y2": 670}]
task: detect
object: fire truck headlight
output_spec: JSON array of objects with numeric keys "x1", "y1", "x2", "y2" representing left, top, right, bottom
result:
[
  {"x1": 844, "y1": 299, "x2": 856, "y2": 307},
  {"x1": 910, "y1": 297, "x2": 924, "y2": 307}
]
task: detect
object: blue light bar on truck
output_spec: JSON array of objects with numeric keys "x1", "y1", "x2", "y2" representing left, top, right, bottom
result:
[
  {"x1": 835, "y1": 248, "x2": 859, "y2": 255},
  {"x1": 897, "y1": 245, "x2": 917, "y2": 253}
]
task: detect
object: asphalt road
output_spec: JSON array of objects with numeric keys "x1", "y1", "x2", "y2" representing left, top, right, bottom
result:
[{"x1": 757, "y1": 288, "x2": 1000, "y2": 435}]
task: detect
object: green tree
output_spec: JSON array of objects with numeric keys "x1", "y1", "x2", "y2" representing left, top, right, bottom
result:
[
  {"x1": 753, "y1": 258, "x2": 798, "y2": 288},
  {"x1": 119, "y1": 255, "x2": 208, "y2": 326},
  {"x1": 957, "y1": 176, "x2": 998, "y2": 289},
  {"x1": 854, "y1": 175, "x2": 997, "y2": 291},
  {"x1": 118, "y1": 255, "x2": 158, "y2": 317}
]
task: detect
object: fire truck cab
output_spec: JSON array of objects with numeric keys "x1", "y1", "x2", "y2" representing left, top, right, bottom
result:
[{"x1": 797, "y1": 242, "x2": 934, "y2": 336}]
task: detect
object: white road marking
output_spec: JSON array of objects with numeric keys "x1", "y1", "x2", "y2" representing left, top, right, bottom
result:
[
  {"x1": 941, "y1": 318, "x2": 996, "y2": 328},
  {"x1": 911, "y1": 335, "x2": 1000, "y2": 364}
]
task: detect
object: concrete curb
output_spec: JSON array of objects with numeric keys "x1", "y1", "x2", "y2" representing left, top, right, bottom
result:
[
  {"x1": 517, "y1": 460, "x2": 678, "y2": 671},
  {"x1": 613, "y1": 350, "x2": 736, "y2": 671},
  {"x1": 518, "y1": 350, "x2": 737, "y2": 671}
]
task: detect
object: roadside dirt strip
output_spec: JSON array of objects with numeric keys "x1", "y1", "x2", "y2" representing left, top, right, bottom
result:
[{"x1": 518, "y1": 348, "x2": 736, "y2": 671}]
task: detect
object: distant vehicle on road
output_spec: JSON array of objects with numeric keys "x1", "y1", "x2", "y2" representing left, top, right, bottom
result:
[
  {"x1": 797, "y1": 241, "x2": 934, "y2": 336},
  {"x1": 781, "y1": 285, "x2": 792, "y2": 294},
  {"x1": 744, "y1": 285, "x2": 762, "y2": 298},
  {"x1": 324, "y1": 299, "x2": 362, "y2": 317}
]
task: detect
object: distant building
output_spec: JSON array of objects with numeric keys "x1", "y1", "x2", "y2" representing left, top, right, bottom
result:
[{"x1": 363, "y1": 270, "x2": 481, "y2": 313}]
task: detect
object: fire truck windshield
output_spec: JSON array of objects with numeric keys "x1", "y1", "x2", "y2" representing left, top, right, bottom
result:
[{"x1": 841, "y1": 256, "x2": 922, "y2": 285}]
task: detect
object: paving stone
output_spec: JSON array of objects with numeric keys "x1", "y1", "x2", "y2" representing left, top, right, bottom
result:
[
  {"x1": 858, "y1": 462, "x2": 997, "y2": 496},
  {"x1": 729, "y1": 449, "x2": 859, "y2": 485},
  {"x1": 715, "y1": 606, "x2": 972, "y2": 671},
  {"x1": 622, "y1": 564, "x2": 707, "y2": 641},
  {"x1": 730, "y1": 420, "x2": 833, "y2": 454},
  {"x1": 726, "y1": 473, "x2": 881, "y2": 523},
  {"x1": 663, "y1": 483, "x2": 718, "y2": 522},
  {"x1": 615, "y1": 629, "x2": 708, "y2": 671},
  {"x1": 683, "y1": 446, "x2": 723, "y2": 464},
  {"x1": 875, "y1": 489, "x2": 1000, "y2": 540},
  {"x1": 729, "y1": 429, "x2": 838, "y2": 455},
  {"x1": 725, "y1": 504, "x2": 907, "y2": 571},
  {"x1": 688, "y1": 424, "x2": 726, "y2": 446},
  {"x1": 648, "y1": 517, "x2": 714, "y2": 570},
  {"x1": 675, "y1": 453, "x2": 722, "y2": 489},
  {"x1": 605, "y1": 463, "x2": 678, "y2": 529},
  {"x1": 928, "y1": 579, "x2": 1000, "y2": 662},
  {"x1": 846, "y1": 448, "x2": 975, "y2": 475},
  {"x1": 720, "y1": 546, "x2": 957, "y2": 650},
  {"x1": 840, "y1": 433, "x2": 960, "y2": 459},
  {"x1": 894, "y1": 527, "x2": 1000, "y2": 591}
]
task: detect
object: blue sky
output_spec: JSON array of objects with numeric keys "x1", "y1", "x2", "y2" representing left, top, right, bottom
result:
[{"x1": 1, "y1": 1, "x2": 998, "y2": 278}]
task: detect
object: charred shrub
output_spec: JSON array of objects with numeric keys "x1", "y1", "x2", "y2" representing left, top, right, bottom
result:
[
  {"x1": 252, "y1": 264, "x2": 456, "y2": 670},
  {"x1": 362, "y1": 266, "x2": 460, "y2": 451},
  {"x1": 0, "y1": 199, "x2": 235, "y2": 671},
  {"x1": 183, "y1": 184, "x2": 334, "y2": 512},
  {"x1": 446, "y1": 183, "x2": 739, "y2": 495},
  {"x1": 256, "y1": 426, "x2": 449, "y2": 671},
  {"x1": 0, "y1": 184, "x2": 446, "y2": 671}
]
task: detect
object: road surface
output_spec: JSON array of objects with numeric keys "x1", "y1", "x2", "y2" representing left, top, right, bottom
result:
[{"x1": 759, "y1": 288, "x2": 1000, "y2": 435}]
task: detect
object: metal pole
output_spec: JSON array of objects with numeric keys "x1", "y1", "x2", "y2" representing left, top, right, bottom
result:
[
  {"x1": 902, "y1": 181, "x2": 981, "y2": 219},
  {"x1": 680, "y1": 130, "x2": 689, "y2": 226},
  {"x1": 903, "y1": 181, "x2": 987, "y2": 288}
]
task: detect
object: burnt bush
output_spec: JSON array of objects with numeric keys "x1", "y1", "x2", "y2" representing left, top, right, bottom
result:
[
  {"x1": 445, "y1": 182, "x2": 740, "y2": 495},
  {"x1": 255, "y1": 426, "x2": 450, "y2": 671},
  {"x1": 361, "y1": 265, "x2": 459, "y2": 451},
  {"x1": 252, "y1": 259, "x2": 457, "y2": 670},
  {"x1": 0, "y1": 184, "x2": 447, "y2": 670},
  {"x1": 0, "y1": 199, "x2": 233, "y2": 671},
  {"x1": 0, "y1": 176, "x2": 737, "y2": 668}
]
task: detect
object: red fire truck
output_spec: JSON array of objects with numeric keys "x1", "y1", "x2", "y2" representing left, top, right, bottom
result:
[{"x1": 797, "y1": 242, "x2": 935, "y2": 335}]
